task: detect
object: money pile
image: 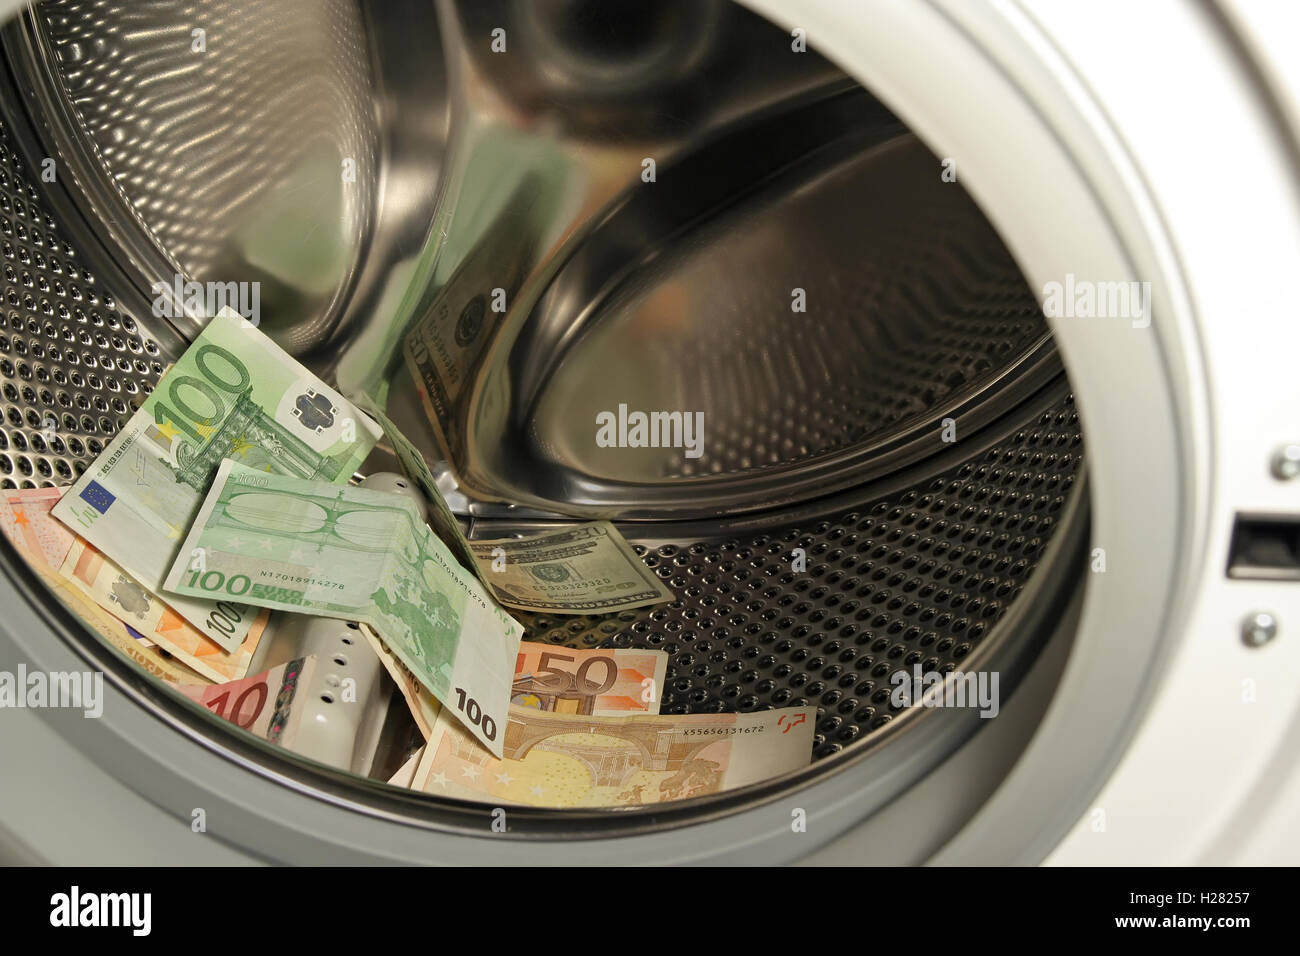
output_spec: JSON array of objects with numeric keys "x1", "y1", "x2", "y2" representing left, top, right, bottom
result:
[
  {"x1": 10, "y1": 306, "x2": 814, "y2": 805},
  {"x1": 53, "y1": 308, "x2": 381, "y2": 650}
]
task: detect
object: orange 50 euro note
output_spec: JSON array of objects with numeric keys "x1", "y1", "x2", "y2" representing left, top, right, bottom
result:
[{"x1": 412, "y1": 704, "x2": 815, "y2": 808}]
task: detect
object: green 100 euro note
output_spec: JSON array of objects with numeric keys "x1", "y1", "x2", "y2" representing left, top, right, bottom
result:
[
  {"x1": 164, "y1": 459, "x2": 522, "y2": 756},
  {"x1": 52, "y1": 308, "x2": 381, "y2": 651}
]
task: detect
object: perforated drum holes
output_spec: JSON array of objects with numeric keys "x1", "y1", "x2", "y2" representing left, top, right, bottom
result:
[
  {"x1": 0, "y1": 125, "x2": 165, "y2": 491},
  {"x1": 508, "y1": 394, "x2": 1080, "y2": 760},
  {"x1": 0, "y1": 80, "x2": 1085, "y2": 778}
]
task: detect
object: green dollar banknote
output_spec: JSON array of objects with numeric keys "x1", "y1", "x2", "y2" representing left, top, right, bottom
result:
[
  {"x1": 163, "y1": 459, "x2": 522, "y2": 756},
  {"x1": 53, "y1": 308, "x2": 381, "y2": 651},
  {"x1": 467, "y1": 524, "x2": 675, "y2": 614}
]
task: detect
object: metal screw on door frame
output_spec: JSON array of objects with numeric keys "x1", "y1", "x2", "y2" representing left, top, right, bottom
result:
[
  {"x1": 1271, "y1": 444, "x2": 1300, "y2": 480},
  {"x1": 1241, "y1": 611, "x2": 1278, "y2": 647}
]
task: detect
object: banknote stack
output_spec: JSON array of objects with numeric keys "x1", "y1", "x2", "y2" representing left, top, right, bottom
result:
[{"x1": 2, "y1": 306, "x2": 815, "y2": 804}]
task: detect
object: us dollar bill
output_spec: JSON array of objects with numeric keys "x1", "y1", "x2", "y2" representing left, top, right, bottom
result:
[
  {"x1": 469, "y1": 523, "x2": 674, "y2": 614},
  {"x1": 163, "y1": 459, "x2": 522, "y2": 756},
  {"x1": 400, "y1": 172, "x2": 545, "y2": 476},
  {"x1": 413, "y1": 704, "x2": 816, "y2": 808},
  {"x1": 52, "y1": 307, "x2": 380, "y2": 651}
]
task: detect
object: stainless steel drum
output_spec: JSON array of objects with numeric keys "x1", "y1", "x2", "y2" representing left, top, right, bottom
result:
[{"x1": 0, "y1": 0, "x2": 1093, "y2": 861}]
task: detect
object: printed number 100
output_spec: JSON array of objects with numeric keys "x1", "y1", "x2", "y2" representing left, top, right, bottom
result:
[
  {"x1": 453, "y1": 687, "x2": 498, "y2": 741},
  {"x1": 152, "y1": 344, "x2": 251, "y2": 445},
  {"x1": 186, "y1": 569, "x2": 252, "y2": 596}
]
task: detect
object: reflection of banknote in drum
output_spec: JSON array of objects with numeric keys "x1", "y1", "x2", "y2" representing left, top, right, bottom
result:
[
  {"x1": 163, "y1": 459, "x2": 522, "y2": 757},
  {"x1": 413, "y1": 705, "x2": 816, "y2": 808},
  {"x1": 468, "y1": 523, "x2": 674, "y2": 614},
  {"x1": 400, "y1": 171, "x2": 548, "y2": 471},
  {"x1": 512, "y1": 642, "x2": 667, "y2": 716},
  {"x1": 52, "y1": 307, "x2": 380, "y2": 652}
]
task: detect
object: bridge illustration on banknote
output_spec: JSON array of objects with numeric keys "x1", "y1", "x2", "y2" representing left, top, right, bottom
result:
[
  {"x1": 152, "y1": 387, "x2": 353, "y2": 494},
  {"x1": 207, "y1": 480, "x2": 422, "y2": 557}
]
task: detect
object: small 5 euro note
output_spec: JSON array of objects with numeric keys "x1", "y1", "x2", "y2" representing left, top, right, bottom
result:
[
  {"x1": 2, "y1": 485, "x2": 265, "y2": 683},
  {"x1": 59, "y1": 536, "x2": 268, "y2": 683}
]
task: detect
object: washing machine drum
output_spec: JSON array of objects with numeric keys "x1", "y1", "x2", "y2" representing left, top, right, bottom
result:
[{"x1": 0, "y1": 0, "x2": 1291, "y2": 866}]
